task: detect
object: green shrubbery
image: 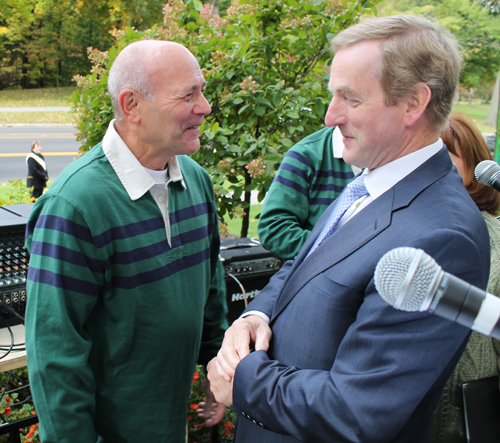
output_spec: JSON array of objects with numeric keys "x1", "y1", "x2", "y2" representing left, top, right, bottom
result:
[{"x1": 71, "y1": 0, "x2": 381, "y2": 237}]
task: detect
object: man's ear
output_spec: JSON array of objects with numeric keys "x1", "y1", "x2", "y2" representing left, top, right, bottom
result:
[
  {"x1": 404, "y1": 83, "x2": 432, "y2": 127},
  {"x1": 118, "y1": 89, "x2": 142, "y2": 124}
]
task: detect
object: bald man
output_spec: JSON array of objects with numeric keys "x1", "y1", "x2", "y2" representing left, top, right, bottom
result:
[{"x1": 25, "y1": 41, "x2": 228, "y2": 442}]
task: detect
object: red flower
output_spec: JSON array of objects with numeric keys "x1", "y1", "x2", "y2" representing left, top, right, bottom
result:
[
  {"x1": 190, "y1": 404, "x2": 200, "y2": 410},
  {"x1": 4, "y1": 407, "x2": 11, "y2": 415},
  {"x1": 224, "y1": 430, "x2": 228, "y2": 435},
  {"x1": 187, "y1": 415, "x2": 192, "y2": 420},
  {"x1": 193, "y1": 372, "x2": 200, "y2": 380},
  {"x1": 225, "y1": 421, "x2": 233, "y2": 430},
  {"x1": 4, "y1": 397, "x2": 11, "y2": 404},
  {"x1": 194, "y1": 424, "x2": 199, "y2": 428}
]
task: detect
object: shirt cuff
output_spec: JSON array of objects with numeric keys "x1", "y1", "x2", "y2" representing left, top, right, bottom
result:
[{"x1": 240, "y1": 311, "x2": 270, "y2": 323}]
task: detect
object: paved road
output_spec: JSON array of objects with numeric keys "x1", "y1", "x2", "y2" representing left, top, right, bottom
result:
[{"x1": 0, "y1": 125, "x2": 82, "y2": 183}]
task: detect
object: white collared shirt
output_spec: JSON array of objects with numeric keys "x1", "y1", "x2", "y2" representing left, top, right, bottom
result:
[{"x1": 102, "y1": 119, "x2": 186, "y2": 246}]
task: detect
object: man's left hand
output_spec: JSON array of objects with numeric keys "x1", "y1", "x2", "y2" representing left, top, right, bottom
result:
[{"x1": 197, "y1": 377, "x2": 227, "y2": 426}]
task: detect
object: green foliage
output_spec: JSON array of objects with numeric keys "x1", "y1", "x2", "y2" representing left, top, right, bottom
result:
[
  {"x1": 0, "y1": 368, "x2": 39, "y2": 443},
  {"x1": 378, "y1": 0, "x2": 500, "y2": 101},
  {"x1": 0, "y1": 0, "x2": 166, "y2": 89},
  {"x1": 0, "y1": 180, "x2": 35, "y2": 206},
  {"x1": 71, "y1": 0, "x2": 381, "y2": 237}
]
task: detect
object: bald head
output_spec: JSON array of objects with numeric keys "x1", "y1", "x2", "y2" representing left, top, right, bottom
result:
[{"x1": 108, "y1": 40, "x2": 198, "y2": 120}]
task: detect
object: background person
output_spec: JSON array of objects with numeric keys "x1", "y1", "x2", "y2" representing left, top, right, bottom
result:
[
  {"x1": 26, "y1": 140, "x2": 48, "y2": 199},
  {"x1": 257, "y1": 126, "x2": 356, "y2": 260},
  {"x1": 432, "y1": 112, "x2": 500, "y2": 443},
  {"x1": 25, "y1": 40, "x2": 227, "y2": 443},
  {"x1": 207, "y1": 15, "x2": 490, "y2": 443}
]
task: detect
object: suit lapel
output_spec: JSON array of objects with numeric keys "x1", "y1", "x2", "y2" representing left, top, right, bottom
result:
[
  {"x1": 270, "y1": 147, "x2": 453, "y2": 322},
  {"x1": 271, "y1": 190, "x2": 394, "y2": 321}
]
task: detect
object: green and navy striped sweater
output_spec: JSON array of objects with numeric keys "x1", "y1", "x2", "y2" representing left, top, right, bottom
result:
[
  {"x1": 25, "y1": 143, "x2": 227, "y2": 442},
  {"x1": 258, "y1": 127, "x2": 355, "y2": 259}
]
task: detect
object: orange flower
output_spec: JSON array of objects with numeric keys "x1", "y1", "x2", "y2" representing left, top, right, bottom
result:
[
  {"x1": 190, "y1": 404, "x2": 200, "y2": 410},
  {"x1": 225, "y1": 421, "x2": 233, "y2": 430},
  {"x1": 193, "y1": 372, "x2": 200, "y2": 380},
  {"x1": 24, "y1": 424, "x2": 38, "y2": 439}
]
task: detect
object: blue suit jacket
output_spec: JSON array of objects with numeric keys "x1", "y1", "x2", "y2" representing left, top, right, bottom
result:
[{"x1": 232, "y1": 148, "x2": 491, "y2": 443}]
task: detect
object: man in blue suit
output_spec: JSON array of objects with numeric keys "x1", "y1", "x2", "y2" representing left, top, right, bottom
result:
[{"x1": 206, "y1": 15, "x2": 490, "y2": 443}]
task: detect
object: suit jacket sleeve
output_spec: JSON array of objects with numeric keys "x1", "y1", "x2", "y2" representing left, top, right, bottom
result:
[{"x1": 232, "y1": 229, "x2": 487, "y2": 442}]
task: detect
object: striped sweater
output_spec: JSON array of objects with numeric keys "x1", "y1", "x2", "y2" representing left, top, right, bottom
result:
[
  {"x1": 258, "y1": 127, "x2": 355, "y2": 259},
  {"x1": 25, "y1": 143, "x2": 227, "y2": 443}
]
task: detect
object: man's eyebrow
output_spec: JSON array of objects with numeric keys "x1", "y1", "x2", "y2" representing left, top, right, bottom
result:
[
  {"x1": 329, "y1": 85, "x2": 359, "y2": 97},
  {"x1": 185, "y1": 81, "x2": 207, "y2": 93}
]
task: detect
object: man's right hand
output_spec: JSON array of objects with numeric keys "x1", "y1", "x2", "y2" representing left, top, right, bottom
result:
[{"x1": 214, "y1": 315, "x2": 272, "y2": 381}]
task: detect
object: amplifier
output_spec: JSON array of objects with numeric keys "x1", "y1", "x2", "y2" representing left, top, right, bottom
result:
[
  {"x1": 220, "y1": 238, "x2": 282, "y2": 324},
  {"x1": 0, "y1": 204, "x2": 33, "y2": 325}
]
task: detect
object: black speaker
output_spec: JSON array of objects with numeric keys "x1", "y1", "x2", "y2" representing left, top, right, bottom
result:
[
  {"x1": 220, "y1": 238, "x2": 283, "y2": 325},
  {"x1": 0, "y1": 204, "x2": 33, "y2": 325}
]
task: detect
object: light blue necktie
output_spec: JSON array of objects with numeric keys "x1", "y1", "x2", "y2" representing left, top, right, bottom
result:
[{"x1": 307, "y1": 174, "x2": 368, "y2": 256}]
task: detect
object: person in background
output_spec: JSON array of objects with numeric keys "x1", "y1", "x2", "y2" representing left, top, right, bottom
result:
[
  {"x1": 25, "y1": 40, "x2": 227, "y2": 443},
  {"x1": 207, "y1": 15, "x2": 490, "y2": 443},
  {"x1": 257, "y1": 126, "x2": 356, "y2": 260},
  {"x1": 26, "y1": 140, "x2": 48, "y2": 199},
  {"x1": 432, "y1": 112, "x2": 500, "y2": 443}
]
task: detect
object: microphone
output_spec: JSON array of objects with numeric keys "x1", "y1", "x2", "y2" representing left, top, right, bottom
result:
[
  {"x1": 374, "y1": 247, "x2": 500, "y2": 339},
  {"x1": 474, "y1": 160, "x2": 500, "y2": 191}
]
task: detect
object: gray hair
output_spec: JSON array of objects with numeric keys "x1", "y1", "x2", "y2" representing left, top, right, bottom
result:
[
  {"x1": 107, "y1": 43, "x2": 157, "y2": 121},
  {"x1": 331, "y1": 15, "x2": 462, "y2": 130}
]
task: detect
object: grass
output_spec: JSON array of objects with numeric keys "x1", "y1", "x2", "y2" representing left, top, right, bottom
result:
[
  {"x1": 0, "y1": 112, "x2": 75, "y2": 124},
  {"x1": 0, "y1": 86, "x2": 76, "y2": 107},
  {"x1": 0, "y1": 86, "x2": 76, "y2": 124},
  {"x1": 451, "y1": 100, "x2": 496, "y2": 133}
]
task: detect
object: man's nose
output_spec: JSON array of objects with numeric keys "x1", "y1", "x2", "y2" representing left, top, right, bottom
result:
[
  {"x1": 196, "y1": 94, "x2": 211, "y2": 116},
  {"x1": 324, "y1": 97, "x2": 345, "y2": 127}
]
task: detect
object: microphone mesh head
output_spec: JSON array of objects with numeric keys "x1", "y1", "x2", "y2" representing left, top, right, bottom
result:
[
  {"x1": 475, "y1": 160, "x2": 500, "y2": 186},
  {"x1": 374, "y1": 247, "x2": 442, "y2": 312}
]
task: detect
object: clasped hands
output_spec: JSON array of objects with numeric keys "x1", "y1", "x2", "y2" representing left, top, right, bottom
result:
[{"x1": 206, "y1": 315, "x2": 272, "y2": 406}]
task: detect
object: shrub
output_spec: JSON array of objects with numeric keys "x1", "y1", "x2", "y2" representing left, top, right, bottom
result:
[{"x1": 71, "y1": 0, "x2": 381, "y2": 237}]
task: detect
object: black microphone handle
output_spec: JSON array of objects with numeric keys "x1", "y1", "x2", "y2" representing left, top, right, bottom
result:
[
  {"x1": 430, "y1": 272, "x2": 500, "y2": 340},
  {"x1": 431, "y1": 273, "x2": 484, "y2": 326},
  {"x1": 490, "y1": 175, "x2": 500, "y2": 192}
]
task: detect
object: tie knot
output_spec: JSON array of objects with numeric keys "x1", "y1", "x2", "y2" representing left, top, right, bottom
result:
[
  {"x1": 347, "y1": 174, "x2": 367, "y2": 200},
  {"x1": 347, "y1": 174, "x2": 368, "y2": 195}
]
